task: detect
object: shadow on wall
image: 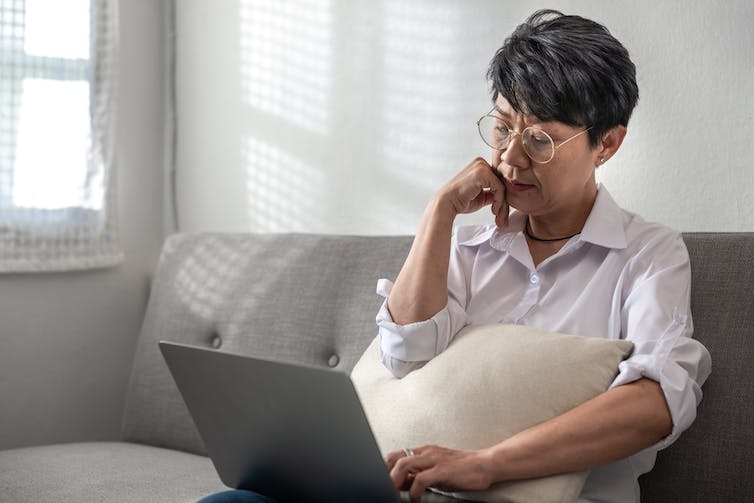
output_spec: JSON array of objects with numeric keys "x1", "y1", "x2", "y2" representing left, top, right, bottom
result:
[{"x1": 236, "y1": 0, "x2": 498, "y2": 234}]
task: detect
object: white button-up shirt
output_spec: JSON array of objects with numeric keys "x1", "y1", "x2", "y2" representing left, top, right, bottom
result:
[{"x1": 375, "y1": 185, "x2": 711, "y2": 503}]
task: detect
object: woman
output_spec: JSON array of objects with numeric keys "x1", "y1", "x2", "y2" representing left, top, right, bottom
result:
[
  {"x1": 199, "y1": 9, "x2": 710, "y2": 503},
  {"x1": 377, "y1": 9, "x2": 710, "y2": 503}
]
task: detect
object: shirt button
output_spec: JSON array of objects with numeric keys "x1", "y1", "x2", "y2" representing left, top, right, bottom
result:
[
  {"x1": 529, "y1": 273, "x2": 539, "y2": 285},
  {"x1": 327, "y1": 354, "x2": 340, "y2": 368}
]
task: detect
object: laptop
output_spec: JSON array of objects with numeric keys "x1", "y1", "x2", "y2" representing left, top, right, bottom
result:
[{"x1": 159, "y1": 341, "x2": 401, "y2": 503}]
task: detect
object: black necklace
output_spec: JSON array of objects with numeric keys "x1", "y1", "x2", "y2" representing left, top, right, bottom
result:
[{"x1": 524, "y1": 216, "x2": 582, "y2": 242}]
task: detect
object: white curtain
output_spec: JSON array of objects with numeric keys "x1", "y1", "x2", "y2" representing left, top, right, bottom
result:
[{"x1": 0, "y1": 0, "x2": 122, "y2": 272}]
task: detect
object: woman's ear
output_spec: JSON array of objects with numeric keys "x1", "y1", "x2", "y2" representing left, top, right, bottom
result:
[{"x1": 595, "y1": 125, "x2": 627, "y2": 166}]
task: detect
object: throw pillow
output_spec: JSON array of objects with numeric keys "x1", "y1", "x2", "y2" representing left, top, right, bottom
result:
[{"x1": 351, "y1": 324, "x2": 634, "y2": 503}]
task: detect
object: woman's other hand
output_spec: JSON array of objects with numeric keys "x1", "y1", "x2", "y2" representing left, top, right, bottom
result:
[
  {"x1": 385, "y1": 445, "x2": 496, "y2": 503},
  {"x1": 437, "y1": 157, "x2": 508, "y2": 228}
]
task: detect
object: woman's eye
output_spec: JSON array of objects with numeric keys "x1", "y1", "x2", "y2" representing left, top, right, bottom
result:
[
  {"x1": 529, "y1": 131, "x2": 550, "y2": 145},
  {"x1": 493, "y1": 125, "x2": 511, "y2": 139}
]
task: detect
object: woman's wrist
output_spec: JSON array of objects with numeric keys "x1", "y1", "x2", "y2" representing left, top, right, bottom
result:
[
  {"x1": 426, "y1": 190, "x2": 460, "y2": 225},
  {"x1": 410, "y1": 194, "x2": 457, "y2": 243},
  {"x1": 481, "y1": 443, "x2": 513, "y2": 484}
]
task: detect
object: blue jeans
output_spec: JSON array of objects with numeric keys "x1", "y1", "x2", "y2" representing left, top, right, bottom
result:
[
  {"x1": 197, "y1": 488, "x2": 403, "y2": 502},
  {"x1": 197, "y1": 489, "x2": 278, "y2": 503}
]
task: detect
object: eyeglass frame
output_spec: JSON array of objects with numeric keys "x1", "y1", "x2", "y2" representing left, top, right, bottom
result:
[{"x1": 476, "y1": 108, "x2": 593, "y2": 164}]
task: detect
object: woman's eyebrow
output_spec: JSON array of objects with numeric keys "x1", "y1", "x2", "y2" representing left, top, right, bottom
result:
[
  {"x1": 494, "y1": 106, "x2": 535, "y2": 122},
  {"x1": 494, "y1": 106, "x2": 543, "y2": 127},
  {"x1": 494, "y1": 106, "x2": 564, "y2": 132}
]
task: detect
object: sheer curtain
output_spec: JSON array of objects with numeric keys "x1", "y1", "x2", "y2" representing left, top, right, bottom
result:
[{"x1": 0, "y1": 0, "x2": 121, "y2": 272}]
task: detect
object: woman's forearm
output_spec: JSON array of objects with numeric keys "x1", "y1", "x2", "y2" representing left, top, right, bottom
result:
[
  {"x1": 387, "y1": 195, "x2": 457, "y2": 325},
  {"x1": 387, "y1": 157, "x2": 507, "y2": 325},
  {"x1": 486, "y1": 378, "x2": 673, "y2": 482}
]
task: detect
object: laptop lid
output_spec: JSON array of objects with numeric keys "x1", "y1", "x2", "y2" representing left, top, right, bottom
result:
[{"x1": 159, "y1": 341, "x2": 400, "y2": 503}]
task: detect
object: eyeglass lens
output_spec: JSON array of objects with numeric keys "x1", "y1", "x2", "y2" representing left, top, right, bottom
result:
[{"x1": 478, "y1": 116, "x2": 555, "y2": 163}]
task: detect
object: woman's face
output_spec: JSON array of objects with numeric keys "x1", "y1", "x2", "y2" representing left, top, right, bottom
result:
[{"x1": 491, "y1": 96, "x2": 600, "y2": 219}]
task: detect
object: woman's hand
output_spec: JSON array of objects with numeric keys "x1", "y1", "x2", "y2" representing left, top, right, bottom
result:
[
  {"x1": 385, "y1": 156, "x2": 508, "y2": 325},
  {"x1": 385, "y1": 445, "x2": 496, "y2": 503},
  {"x1": 437, "y1": 157, "x2": 508, "y2": 228}
]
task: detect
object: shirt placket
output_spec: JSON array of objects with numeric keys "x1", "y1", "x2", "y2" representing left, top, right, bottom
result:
[
  {"x1": 494, "y1": 233, "x2": 542, "y2": 324},
  {"x1": 507, "y1": 270, "x2": 541, "y2": 323}
]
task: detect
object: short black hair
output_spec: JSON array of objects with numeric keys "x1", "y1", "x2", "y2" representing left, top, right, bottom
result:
[{"x1": 487, "y1": 9, "x2": 638, "y2": 146}]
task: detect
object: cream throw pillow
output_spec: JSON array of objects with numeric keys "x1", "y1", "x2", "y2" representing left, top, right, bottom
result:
[{"x1": 351, "y1": 324, "x2": 634, "y2": 503}]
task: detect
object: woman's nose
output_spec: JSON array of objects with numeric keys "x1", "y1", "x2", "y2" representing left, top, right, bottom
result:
[{"x1": 500, "y1": 133, "x2": 530, "y2": 167}]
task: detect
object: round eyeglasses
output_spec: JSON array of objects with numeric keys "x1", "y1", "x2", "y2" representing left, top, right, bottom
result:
[{"x1": 476, "y1": 109, "x2": 592, "y2": 164}]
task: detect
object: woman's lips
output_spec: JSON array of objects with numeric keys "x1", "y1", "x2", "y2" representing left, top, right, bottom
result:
[{"x1": 505, "y1": 179, "x2": 535, "y2": 192}]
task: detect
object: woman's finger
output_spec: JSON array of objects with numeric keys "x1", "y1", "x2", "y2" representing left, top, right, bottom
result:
[
  {"x1": 389, "y1": 451, "x2": 434, "y2": 490},
  {"x1": 408, "y1": 468, "x2": 442, "y2": 503},
  {"x1": 495, "y1": 197, "x2": 509, "y2": 228},
  {"x1": 485, "y1": 167, "x2": 508, "y2": 228},
  {"x1": 385, "y1": 447, "x2": 417, "y2": 472},
  {"x1": 445, "y1": 158, "x2": 505, "y2": 215},
  {"x1": 384, "y1": 451, "x2": 401, "y2": 472}
]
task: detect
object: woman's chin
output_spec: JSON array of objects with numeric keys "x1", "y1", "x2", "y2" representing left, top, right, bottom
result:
[{"x1": 506, "y1": 196, "x2": 537, "y2": 215}]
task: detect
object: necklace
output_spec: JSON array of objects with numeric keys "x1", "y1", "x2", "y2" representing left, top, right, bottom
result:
[{"x1": 524, "y1": 216, "x2": 582, "y2": 242}]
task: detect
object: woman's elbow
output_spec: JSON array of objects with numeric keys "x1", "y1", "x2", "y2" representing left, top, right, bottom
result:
[
  {"x1": 380, "y1": 353, "x2": 425, "y2": 379},
  {"x1": 636, "y1": 377, "x2": 674, "y2": 441}
]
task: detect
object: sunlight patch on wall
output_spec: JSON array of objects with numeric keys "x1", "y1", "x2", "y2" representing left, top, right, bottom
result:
[
  {"x1": 242, "y1": 135, "x2": 325, "y2": 232},
  {"x1": 377, "y1": 0, "x2": 469, "y2": 191},
  {"x1": 240, "y1": 0, "x2": 333, "y2": 134}
]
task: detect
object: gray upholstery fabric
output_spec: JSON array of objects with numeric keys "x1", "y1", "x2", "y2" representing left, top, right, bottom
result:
[
  {"x1": 0, "y1": 442, "x2": 225, "y2": 502},
  {"x1": 640, "y1": 233, "x2": 754, "y2": 502},
  {"x1": 0, "y1": 441, "x2": 462, "y2": 503},
  {"x1": 3, "y1": 232, "x2": 752, "y2": 503},
  {"x1": 122, "y1": 233, "x2": 413, "y2": 455},
  {"x1": 119, "y1": 232, "x2": 754, "y2": 502}
]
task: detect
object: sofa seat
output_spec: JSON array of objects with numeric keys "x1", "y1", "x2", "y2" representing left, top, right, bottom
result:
[
  {"x1": 0, "y1": 442, "x2": 225, "y2": 502},
  {"x1": 0, "y1": 440, "x2": 467, "y2": 503}
]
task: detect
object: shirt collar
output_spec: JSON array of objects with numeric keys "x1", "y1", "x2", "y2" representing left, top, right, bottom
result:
[
  {"x1": 455, "y1": 213, "x2": 525, "y2": 251},
  {"x1": 579, "y1": 184, "x2": 627, "y2": 249},
  {"x1": 456, "y1": 184, "x2": 627, "y2": 251}
]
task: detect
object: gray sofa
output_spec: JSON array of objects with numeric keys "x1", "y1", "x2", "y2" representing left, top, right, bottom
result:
[{"x1": 1, "y1": 232, "x2": 752, "y2": 502}]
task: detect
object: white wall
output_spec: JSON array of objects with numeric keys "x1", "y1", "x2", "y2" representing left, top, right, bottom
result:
[
  {"x1": 0, "y1": 0, "x2": 166, "y2": 449},
  {"x1": 175, "y1": 0, "x2": 754, "y2": 235}
]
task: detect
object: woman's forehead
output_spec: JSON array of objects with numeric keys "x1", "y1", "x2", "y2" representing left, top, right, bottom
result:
[
  {"x1": 494, "y1": 95, "x2": 568, "y2": 130},
  {"x1": 495, "y1": 96, "x2": 538, "y2": 121}
]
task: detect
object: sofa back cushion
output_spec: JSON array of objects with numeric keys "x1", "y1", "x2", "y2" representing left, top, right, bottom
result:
[
  {"x1": 121, "y1": 233, "x2": 412, "y2": 455},
  {"x1": 640, "y1": 232, "x2": 754, "y2": 502}
]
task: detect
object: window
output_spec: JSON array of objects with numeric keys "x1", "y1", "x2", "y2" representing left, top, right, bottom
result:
[{"x1": 0, "y1": 0, "x2": 121, "y2": 272}]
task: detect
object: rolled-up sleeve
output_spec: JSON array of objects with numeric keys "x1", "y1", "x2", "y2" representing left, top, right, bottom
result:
[
  {"x1": 375, "y1": 235, "x2": 471, "y2": 378},
  {"x1": 375, "y1": 279, "x2": 452, "y2": 377},
  {"x1": 610, "y1": 232, "x2": 712, "y2": 450}
]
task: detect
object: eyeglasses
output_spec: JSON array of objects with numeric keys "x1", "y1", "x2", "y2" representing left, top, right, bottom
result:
[{"x1": 476, "y1": 108, "x2": 592, "y2": 164}]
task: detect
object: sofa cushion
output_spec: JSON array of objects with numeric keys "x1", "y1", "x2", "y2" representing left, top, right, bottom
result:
[
  {"x1": 122, "y1": 233, "x2": 413, "y2": 455},
  {"x1": 353, "y1": 324, "x2": 633, "y2": 503},
  {"x1": 0, "y1": 440, "x2": 485, "y2": 503},
  {"x1": 640, "y1": 232, "x2": 754, "y2": 501},
  {"x1": 0, "y1": 442, "x2": 226, "y2": 503}
]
